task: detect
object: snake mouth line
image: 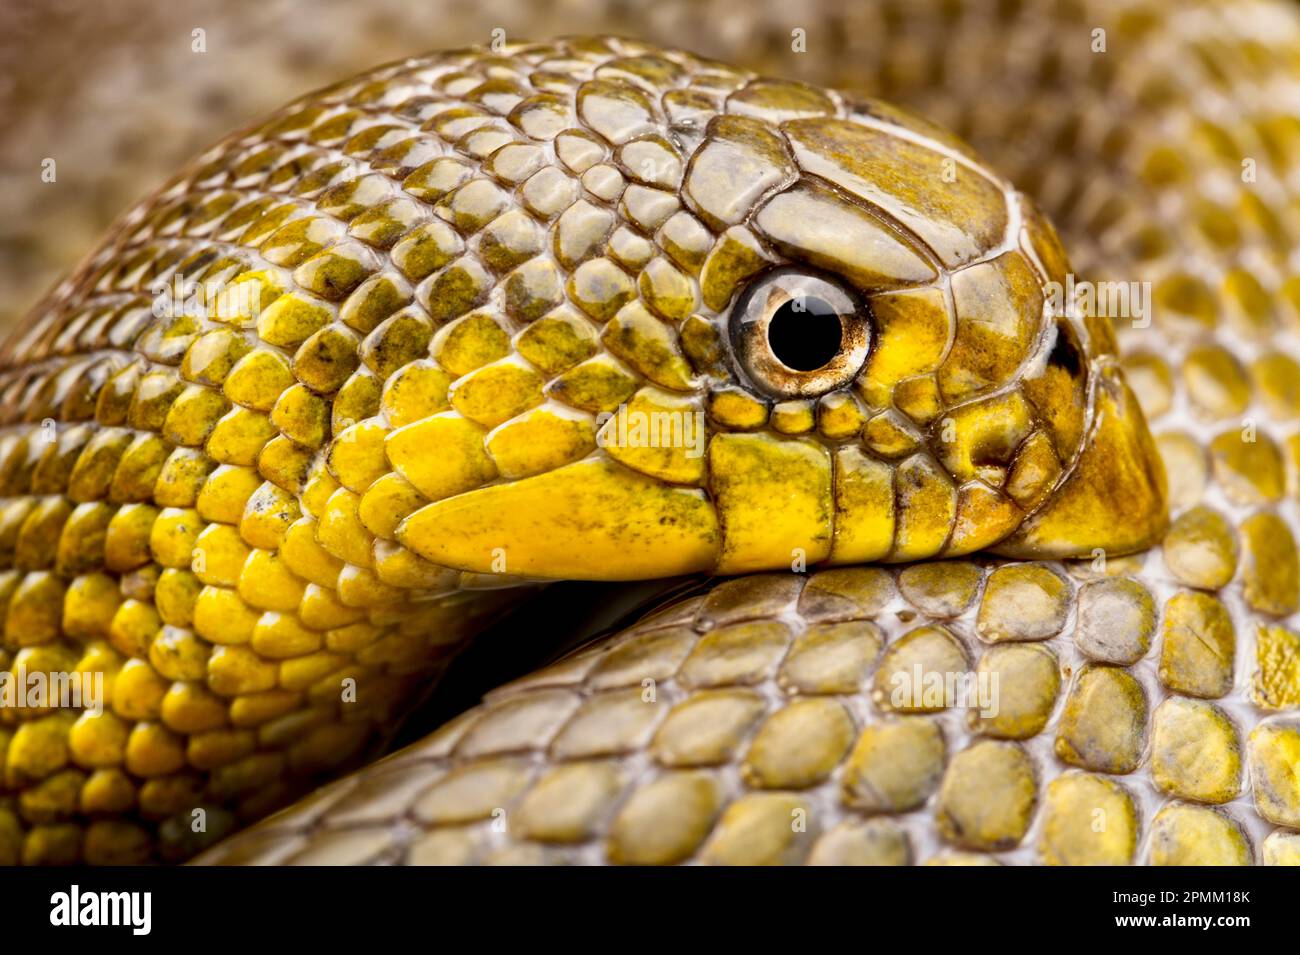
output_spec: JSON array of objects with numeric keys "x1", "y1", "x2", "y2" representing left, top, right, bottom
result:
[{"x1": 395, "y1": 363, "x2": 1168, "y2": 581}]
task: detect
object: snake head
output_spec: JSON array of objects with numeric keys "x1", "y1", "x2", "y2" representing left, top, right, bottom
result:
[{"x1": 365, "y1": 41, "x2": 1168, "y2": 580}]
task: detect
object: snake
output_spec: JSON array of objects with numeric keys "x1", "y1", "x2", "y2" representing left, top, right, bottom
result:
[{"x1": 1, "y1": 0, "x2": 1299, "y2": 867}]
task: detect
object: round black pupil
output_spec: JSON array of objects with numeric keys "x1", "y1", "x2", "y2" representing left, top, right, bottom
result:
[{"x1": 766, "y1": 296, "x2": 843, "y2": 371}]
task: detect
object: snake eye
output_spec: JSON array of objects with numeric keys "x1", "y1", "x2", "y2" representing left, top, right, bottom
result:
[{"x1": 728, "y1": 268, "x2": 872, "y2": 399}]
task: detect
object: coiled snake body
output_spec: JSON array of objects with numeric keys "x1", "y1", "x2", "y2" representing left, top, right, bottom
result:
[{"x1": 2, "y1": 0, "x2": 1300, "y2": 866}]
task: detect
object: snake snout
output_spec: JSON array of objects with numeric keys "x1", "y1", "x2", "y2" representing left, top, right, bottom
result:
[{"x1": 992, "y1": 363, "x2": 1169, "y2": 559}]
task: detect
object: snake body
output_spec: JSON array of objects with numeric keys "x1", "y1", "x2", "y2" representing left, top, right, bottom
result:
[{"x1": 3, "y1": 0, "x2": 1300, "y2": 866}]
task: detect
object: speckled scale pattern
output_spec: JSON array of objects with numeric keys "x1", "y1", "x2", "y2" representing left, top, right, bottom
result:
[
  {"x1": 0, "y1": 31, "x2": 1134, "y2": 864},
  {"x1": 200, "y1": 0, "x2": 1300, "y2": 865},
  {"x1": 6, "y1": 0, "x2": 1300, "y2": 865},
  {"x1": 195, "y1": 565, "x2": 1299, "y2": 865}
]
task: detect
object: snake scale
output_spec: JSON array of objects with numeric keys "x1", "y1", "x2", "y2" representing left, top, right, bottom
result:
[{"x1": 2, "y1": 0, "x2": 1300, "y2": 866}]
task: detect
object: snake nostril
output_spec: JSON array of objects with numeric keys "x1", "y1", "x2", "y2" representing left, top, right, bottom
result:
[{"x1": 766, "y1": 297, "x2": 843, "y2": 371}]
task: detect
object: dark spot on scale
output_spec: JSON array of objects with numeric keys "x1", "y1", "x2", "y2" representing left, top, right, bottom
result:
[
  {"x1": 1047, "y1": 321, "x2": 1083, "y2": 377},
  {"x1": 185, "y1": 250, "x2": 219, "y2": 274}
]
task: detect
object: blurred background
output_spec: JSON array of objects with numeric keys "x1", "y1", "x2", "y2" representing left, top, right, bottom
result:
[{"x1": 0, "y1": 0, "x2": 877, "y2": 328}]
